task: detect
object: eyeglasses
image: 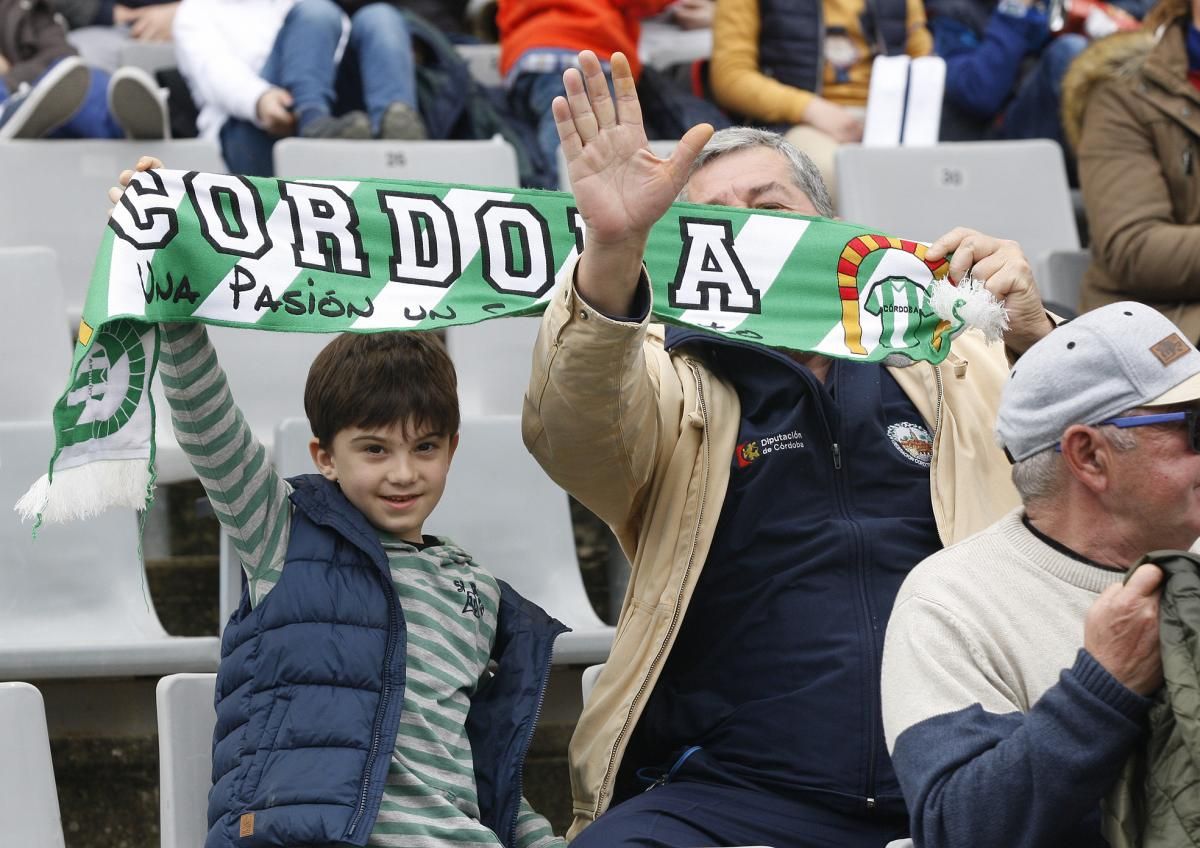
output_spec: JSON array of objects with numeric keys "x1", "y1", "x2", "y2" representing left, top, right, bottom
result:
[{"x1": 1054, "y1": 408, "x2": 1200, "y2": 453}]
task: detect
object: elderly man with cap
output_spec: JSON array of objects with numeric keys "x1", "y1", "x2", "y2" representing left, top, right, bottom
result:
[{"x1": 880, "y1": 300, "x2": 1200, "y2": 848}]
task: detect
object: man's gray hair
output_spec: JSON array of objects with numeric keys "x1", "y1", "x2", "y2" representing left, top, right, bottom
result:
[
  {"x1": 1010, "y1": 420, "x2": 1138, "y2": 504},
  {"x1": 1011, "y1": 448, "x2": 1064, "y2": 504},
  {"x1": 680, "y1": 126, "x2": 836, "y2": 218}
]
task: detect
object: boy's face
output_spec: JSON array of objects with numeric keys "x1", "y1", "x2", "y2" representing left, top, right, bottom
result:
[{"x1": 309, "y1": 421, "x2": 458, "y2": 543}]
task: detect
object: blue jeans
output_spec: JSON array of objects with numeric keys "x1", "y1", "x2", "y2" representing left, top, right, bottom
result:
[
  {"x1": 997, "y1": 34, "x2": 1087, "y2": 144},
  {"x1": 508, "y1": 67, "x2": 615, "y2": 189},
  {"x1": 569, "y1": 778, "x2": 909, "y2": 848},
  {"x1": 220, "y1": 0, "x2": 419, "y2": 175}
]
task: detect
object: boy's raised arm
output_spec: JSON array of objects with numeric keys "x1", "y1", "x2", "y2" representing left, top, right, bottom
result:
[{"x1": 109, "y1": 159, "x2": 292, "y2": 604}]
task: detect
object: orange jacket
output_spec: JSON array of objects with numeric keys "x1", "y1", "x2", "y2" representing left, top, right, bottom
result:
[{"x1": 497, "y1": 0, "x2": 673, "y2": 80}]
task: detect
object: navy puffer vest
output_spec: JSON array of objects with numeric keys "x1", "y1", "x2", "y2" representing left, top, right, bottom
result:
[
  {"x1": 206, "y1": 474, "x2": 567, "y2": 848},
  {"x1": 757, "y1": 0, "x2": 912, "y2": 100}
]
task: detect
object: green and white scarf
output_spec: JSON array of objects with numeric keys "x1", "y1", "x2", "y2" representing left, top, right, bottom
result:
[{"x1": 19, "y1": 170, "x2": 1003, "y2": 523}]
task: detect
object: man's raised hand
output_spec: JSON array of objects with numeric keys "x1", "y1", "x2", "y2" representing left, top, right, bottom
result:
[{"x1": 555, "y1": 50, "x2": 712, "y2": 315}]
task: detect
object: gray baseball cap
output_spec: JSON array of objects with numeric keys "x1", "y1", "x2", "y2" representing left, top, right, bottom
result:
[{"x1": 996, "y1": 301, "x2": 1200, "y2": 462}]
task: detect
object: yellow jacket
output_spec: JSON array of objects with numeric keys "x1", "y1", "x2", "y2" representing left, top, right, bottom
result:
[{"x1": 522, "y1": 260, "x2": 1020, "y2": 838}]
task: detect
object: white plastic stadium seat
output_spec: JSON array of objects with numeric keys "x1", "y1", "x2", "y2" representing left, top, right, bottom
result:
[
  {"x1": 272, "y1": 415, "x2": 616, "y2": 665},
  {"x1": 0, "y1": 421, "x2": 220, "y2": 679},
  {"x1": 834, "y1": 141, "x2": 1080, "y2": 285},
  {"x1": 581, "y1": 663, "x2": 604, "y2": 705},
  {"x1": 0, "y1": 247, "x2": 73, "y2": 421},
  {"x1": 1041, "y1": 248, "x2": 1090, "y2": 318},
  {"x1": 117, "y1": 41, "x2": 179, "y2": 75},
  {"x1": 455, "y1": 43, "x2": 502, "y2": 86},
  {"x1": 0, "y1": 682, "x2": 65, "y2": 847},
  {"x1": 157, "y1": 673, "x2": 217, "y2": 848},
  {"x1": 0, "y1": 139, "x2": 226, "y2": 322},
  {"x1": 444, "y1": 317, "x2": 542, "y2": 417},
  {"x1": 273, "y1": 137, "x2": 520, "y2": 188}
]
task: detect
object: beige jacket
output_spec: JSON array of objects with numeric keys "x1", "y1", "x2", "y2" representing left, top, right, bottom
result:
[
  {"x1": 1063, "y1": 22, "x2": 1200, "y2": 340},
  {"x1": 522, "y1": 265, "x2": 1021, "y2": 839}
]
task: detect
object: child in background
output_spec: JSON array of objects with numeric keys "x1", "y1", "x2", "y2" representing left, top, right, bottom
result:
[{"x1": 111, "y1": 158, "x2": 567, "y2": 848}]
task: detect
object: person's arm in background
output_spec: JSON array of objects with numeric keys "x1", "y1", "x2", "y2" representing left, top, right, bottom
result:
[
  {"x1": 934, "y1": 0, "x2": 1045, "y2": 119},
  {"x1": 904, "y1": 0, "x2": 933, "y2": 55},
  {"x1": 1078, "y1": 80, "x2": 1200, "y2": 300},
  {"x1": 116, "y1": 2, "x2": 180, "y2": 42},
  {"x1": 172, "y1": 0, "x2": 276, "y2": 127},
  {"x1": 709, "y1": 0, "x2": 862, "y2": 141}
]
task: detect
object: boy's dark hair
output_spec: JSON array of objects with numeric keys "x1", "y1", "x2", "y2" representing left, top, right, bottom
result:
[{"x1": 304, "y1": 331, "x2": 459, "y2": 448}]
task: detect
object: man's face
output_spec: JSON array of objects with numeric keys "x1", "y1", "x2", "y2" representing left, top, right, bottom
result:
[
  {"x1": 1106, "y1": 408, "x2": 1200, "y2": 552},
  {"x1": 686, "y1": 147, "x2": 820, "y2": 215},
  {"x1": 310, "y1": 421, "x2": 458, "y2": 543}
]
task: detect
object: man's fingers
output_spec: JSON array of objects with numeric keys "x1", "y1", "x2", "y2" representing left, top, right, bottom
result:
[
  {"x1": 579, "y1": 50, "x2": 616, "y2": 130},
  {"x1": 552, "y1": 95, "x2": 583, "y2": 160},
  {"x1": 610, "y1": 52, "x2": 642, "y2": 128},
  {"x1": 107, "y1": 186, "x2": 124, "y2": 205},
  {"x1": 925, "y1": 226, "x2": 974, "y2": 263},
  {"x1": 1126, "y1": 564, "x2": 1164, "y2": 598},
  {"x1": 669, "y1": 122, "x2": 715, "y2": 184},
  {"x1": 562, "y1": 67, "x2": 599, "y2": 143}
]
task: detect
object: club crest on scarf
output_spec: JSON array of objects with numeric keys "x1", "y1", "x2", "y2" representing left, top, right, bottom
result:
[{"x1": 834, "y1": 235, "x2": 952, "y2": 358}]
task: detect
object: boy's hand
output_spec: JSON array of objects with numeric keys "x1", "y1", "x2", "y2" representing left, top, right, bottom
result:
[
  {"x1": 107, "y1": 155, "x2": 164, "y2": 211},
  {"x1": 0, "y1": 54, "x2": 10, "y2": 74},
  {"x1": 257, "y1": 87, "x2": 296, "y2": 137}
]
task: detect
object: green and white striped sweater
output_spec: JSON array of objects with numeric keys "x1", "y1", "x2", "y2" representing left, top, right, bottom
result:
[{"x1": 157, "y1": 323, "x2": 563, "y2": 848}]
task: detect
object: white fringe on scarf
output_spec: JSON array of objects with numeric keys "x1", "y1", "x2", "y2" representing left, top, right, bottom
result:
[{"x1": 15, "y1": 459, "x2": 153, "y2": 524}]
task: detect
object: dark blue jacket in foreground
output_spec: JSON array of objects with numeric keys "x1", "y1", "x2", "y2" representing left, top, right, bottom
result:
[
  {"x1": 627, "y1": 330, "x2": 941, "y2": 817},
  {"x1": 206, "y1": 474, "x2": 567, "y2": 848}
]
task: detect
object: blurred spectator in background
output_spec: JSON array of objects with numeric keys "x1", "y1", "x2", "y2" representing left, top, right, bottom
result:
[
  {"x1": 930, "y1": 0, "x2": 1088, "y2": 142},
  {"x1": 174, "y1": 0, "x2": 426, "y2": 177},
  {"x1": 708, "y1": 0, "x2": 931, "y2": 194},
  {"x1": 0, "y1": 0, "x2": 167, "y2": 139},
  {"x1": 1063, "y1": 0, "x2": 1200, "y2": 341},
  {"x1": 497, "y1": 0, "x2": 675, "y2": 186},
  {"x1": 337, "y1": 0, "x2": 473, "y2": 39},
  {"x1": 639, "y1": 0, "x2": 717, "y2": 67},
  {"x1": 931, "y1": 0, "x2": 1149, "y2": 144},
  {"x1": 52, "y1": 0, "x2": 178, "y2": 72}
]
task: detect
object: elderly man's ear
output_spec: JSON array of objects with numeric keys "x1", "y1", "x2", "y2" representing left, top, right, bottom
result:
[{"x1": 1059, "y1": 425, "x2": 1116, "y2": 494}]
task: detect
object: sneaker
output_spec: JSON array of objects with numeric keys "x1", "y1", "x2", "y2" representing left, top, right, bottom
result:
[
  {"x1": 0, "y1": 57, "x2": 90, "y2": 140},
  {"x1": 300, "y1": 111, "x2": 372, "y2": 140},
  {"x1": 378, "y1": 102, "x2": 427, "y2": 140},
  {"x1": 107, "y1": 65, "x2": 171, "y2": 140}
]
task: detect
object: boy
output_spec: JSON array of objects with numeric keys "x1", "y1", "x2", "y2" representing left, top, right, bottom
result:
[{"x1": 120, "y1": 160, "x2": 566, "y2": 848}]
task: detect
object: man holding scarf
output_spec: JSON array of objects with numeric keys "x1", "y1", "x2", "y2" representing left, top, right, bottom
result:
[{"x1": 522, "y1": 48, "x2": 1056, "y2": 846}]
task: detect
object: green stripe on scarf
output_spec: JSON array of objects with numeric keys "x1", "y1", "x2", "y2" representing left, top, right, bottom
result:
[{"x1": 20, "y1": 170, "x2": 995, "y2": 523}]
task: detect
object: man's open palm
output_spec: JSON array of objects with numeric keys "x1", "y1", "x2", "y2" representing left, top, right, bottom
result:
[{"x1": 554, "y1": 51, "x2": 712, "y2": 248}]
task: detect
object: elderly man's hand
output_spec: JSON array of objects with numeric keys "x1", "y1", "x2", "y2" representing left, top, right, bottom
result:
[
  {"x1": 925, "y1": 227, "x2": 1055, "y2": 355},
  {"x1": 1084, "y1": 564, "x2": 1164, "y2": 696},
  {"x1": 108, "y1": 155, "x2": 165, "y2": 210},
  {"x1": 555, "y1": 50, "x2": 712, "y2": 315}
]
